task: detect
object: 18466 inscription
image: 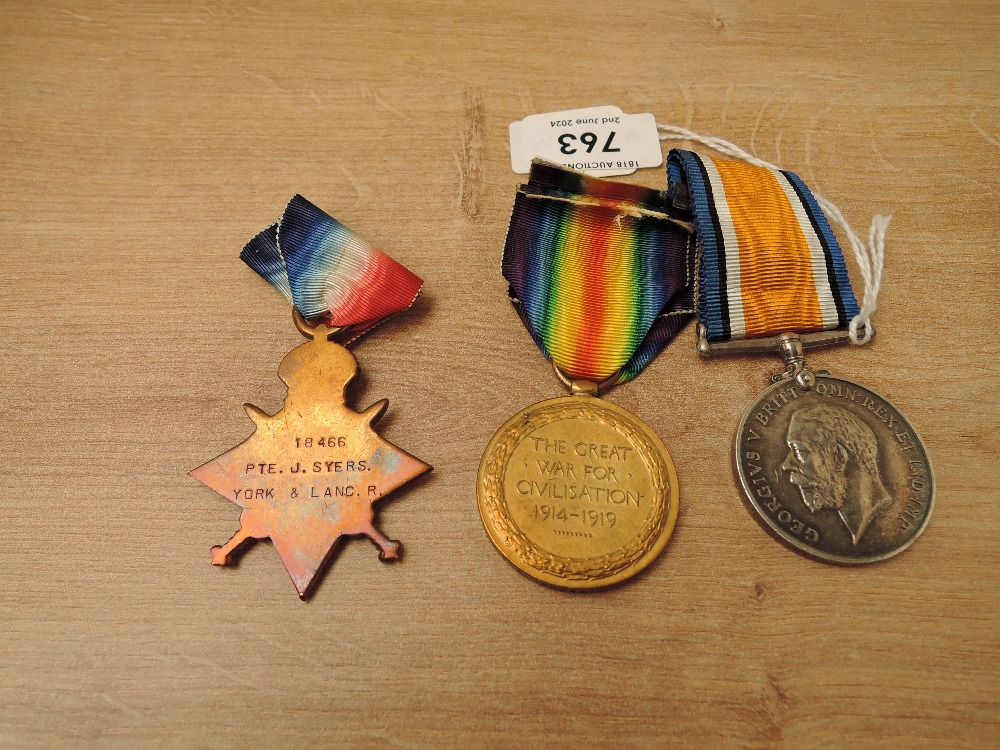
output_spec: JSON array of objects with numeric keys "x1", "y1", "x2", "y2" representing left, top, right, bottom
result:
[
  {"x1": 478, "y1": 395, "x2": 678, "y2": 589},
  {"x1": 734, "y1": 374, "x2": 933, "y2": 564},
  {"x1": 190, "y1": 322, "x2": 431, "y2": 597}
]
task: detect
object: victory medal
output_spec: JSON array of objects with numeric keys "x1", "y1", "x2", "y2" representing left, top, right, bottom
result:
[
  {"x1": 664, "y1": 145, "x2": 933, "y2": 564},
  {"x1": 478, "y1": 162, "x2": 694, "y2": 589},
  {"x1": 191, "y1": 196, "x2": 431, "y2": 597}
]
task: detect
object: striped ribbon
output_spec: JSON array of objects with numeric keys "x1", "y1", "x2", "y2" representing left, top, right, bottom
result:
[
  {"x1": 503, "y1": 160, "x2": 694, "y2": 384},
  {"x1": 241, "y1": 195, "x2": 423, "y2": 342},
  {"x1": 666, "y1": 150, "x2": 859, "y2": 343}
]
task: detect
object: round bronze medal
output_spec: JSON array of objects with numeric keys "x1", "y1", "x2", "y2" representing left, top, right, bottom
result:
[
  {"x1": 734, "y1": 373, "x2": 933, "y2": 564},
  {"x1": 478, "y1": 395, "x2": 679, "y2": 589}
]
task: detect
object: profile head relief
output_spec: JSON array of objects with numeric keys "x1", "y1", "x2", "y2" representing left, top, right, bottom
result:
[{"x1": 780, "y1": 401, "x2": 892, "y2": 544}]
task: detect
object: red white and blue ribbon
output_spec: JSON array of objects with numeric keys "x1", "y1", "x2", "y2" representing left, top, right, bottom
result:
[{"x1": 241, "y1": 195, "x2": 423, "y2": 341}]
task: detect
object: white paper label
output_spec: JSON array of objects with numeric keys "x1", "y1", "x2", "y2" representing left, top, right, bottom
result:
[{"x1": 509, "y1": 105, "x2": 663, "y2": 177}]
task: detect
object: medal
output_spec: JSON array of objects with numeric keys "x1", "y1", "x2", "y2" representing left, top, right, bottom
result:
[
  {"x1": 478, "y1": 161, "x2": 694, "y2": 589},
  {"x1": 190, "y1": 196, "x2": 431, "y2": 597},
  {"x1": 664, "y1": 143, "x2": 933, "y2": 564}
]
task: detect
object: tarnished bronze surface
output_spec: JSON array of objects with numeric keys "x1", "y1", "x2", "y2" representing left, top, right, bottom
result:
[
  {"x1": 190, "y1": 320, "x2": 431, "y2": 598},
  {"x1": 735, "y1": 373, "x2": 933, "y2": 564},
  {"x1": 478, "y1": 394, "x2": 679, "y2": 589}
]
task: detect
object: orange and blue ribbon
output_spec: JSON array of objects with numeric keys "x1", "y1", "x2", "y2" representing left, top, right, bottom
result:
[
  {"x1": 241, "y1": 195, "x2": 423, "y2": 341},
  {"x1": 503, "y1": 160, "x2": 694, "y2": 384},
  {"x1": 667, "y1": 150, "x2": 859, "y2": 343}
]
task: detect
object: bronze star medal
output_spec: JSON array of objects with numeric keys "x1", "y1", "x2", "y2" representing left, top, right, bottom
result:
[
  {"x1": 191, "y1": 195, "x2": 430, "y2": 597},
  {"x1": 190, "y1": 314, "x2": 430, "y2": 597}
]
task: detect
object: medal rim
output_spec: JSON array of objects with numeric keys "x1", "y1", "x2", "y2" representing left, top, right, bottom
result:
[
  {"x1": 477, "y1": 394, "x2": 680, "y2": 590},
  {"x1": 733, "y1": 373, "x2": 935, "y2": 565}
]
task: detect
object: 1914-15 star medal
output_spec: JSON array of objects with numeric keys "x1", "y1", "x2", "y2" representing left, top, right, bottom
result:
[
  {"x1": 190, "y1": 319, "x2": 430, "y2": 597},
  {"x1": 192, "y1": 194, "x2": 430, "y2": 597}
]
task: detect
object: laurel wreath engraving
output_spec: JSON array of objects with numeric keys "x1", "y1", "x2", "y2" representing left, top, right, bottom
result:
[{"x1": 481, "y1": 400, "x2": 672, "y2": 581}]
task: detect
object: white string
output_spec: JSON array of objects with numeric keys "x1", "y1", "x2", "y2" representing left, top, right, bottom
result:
[{"x1": 657, "y1": 123, "x2": 887, "y2": 345}]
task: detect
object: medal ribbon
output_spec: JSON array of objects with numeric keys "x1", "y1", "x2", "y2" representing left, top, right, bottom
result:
[
  {"x1": 503, "y1": 160, "x2": 694, "y2": 384},
  {"x1": 240, "y1": 195, "x2": 423, "y2": 342},
  {"x1": 666, "y1": 149, "x2": 860, "y2": 343}
]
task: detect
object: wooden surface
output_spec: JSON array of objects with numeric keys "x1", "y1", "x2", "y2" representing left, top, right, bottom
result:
[{"x1": 2, "y1": 2, "x2": 998, "y2": 747}]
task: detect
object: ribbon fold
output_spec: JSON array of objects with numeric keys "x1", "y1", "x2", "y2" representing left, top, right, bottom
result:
[
  {"x1": 666, "y1": 150, "x2": 860, "y2": 344},
  {"x1": 503, "y1": 160, "x2": 695, "y2": 384},
  {"x1": 241, "y1": 195, "x2": 423, "y2": 342}
]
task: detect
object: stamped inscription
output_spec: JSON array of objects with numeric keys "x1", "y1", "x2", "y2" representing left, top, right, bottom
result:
[
  {"x1": 190, "y1": 325, "x2": 431, "y2": 597},
  {"x1": 478, "y1": 395, "x2": 679, "y2": 589},
  {"x1": 504, "y1": 430, "x2": 652, "y2": 559}
]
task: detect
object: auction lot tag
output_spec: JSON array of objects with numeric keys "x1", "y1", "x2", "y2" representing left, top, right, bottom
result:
[{"x1": 509, "y1": 105, "x2": 663, "y2": 177}]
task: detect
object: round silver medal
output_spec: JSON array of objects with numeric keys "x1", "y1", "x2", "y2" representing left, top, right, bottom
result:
[{"x1": 734, "y1": 373, "x2": 933, "y2": 564}]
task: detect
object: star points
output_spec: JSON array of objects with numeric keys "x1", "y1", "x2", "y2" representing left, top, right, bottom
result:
[{"x1": 190, "y1": 329, "x2": 430, "y2": 598}]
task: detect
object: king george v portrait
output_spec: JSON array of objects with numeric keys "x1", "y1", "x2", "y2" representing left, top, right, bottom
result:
[{"x1": 780, "y1": 402, "x2": 893, "y2": 545}]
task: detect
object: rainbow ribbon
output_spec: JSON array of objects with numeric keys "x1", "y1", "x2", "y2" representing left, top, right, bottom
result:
[
  {"x1": 503, "y1": 160, "x2": 694, "y2": 384},
  {"x1": 666, "y1": 150, "x2": 859, "y2": 343},
  {"x1": 241, "y1": 195, "x2": 423, "y2": 341}
]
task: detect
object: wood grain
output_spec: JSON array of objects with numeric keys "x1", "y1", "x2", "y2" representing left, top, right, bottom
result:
[{"x1": 1, "y1": 1, "x2": 997, "y2": 747}]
